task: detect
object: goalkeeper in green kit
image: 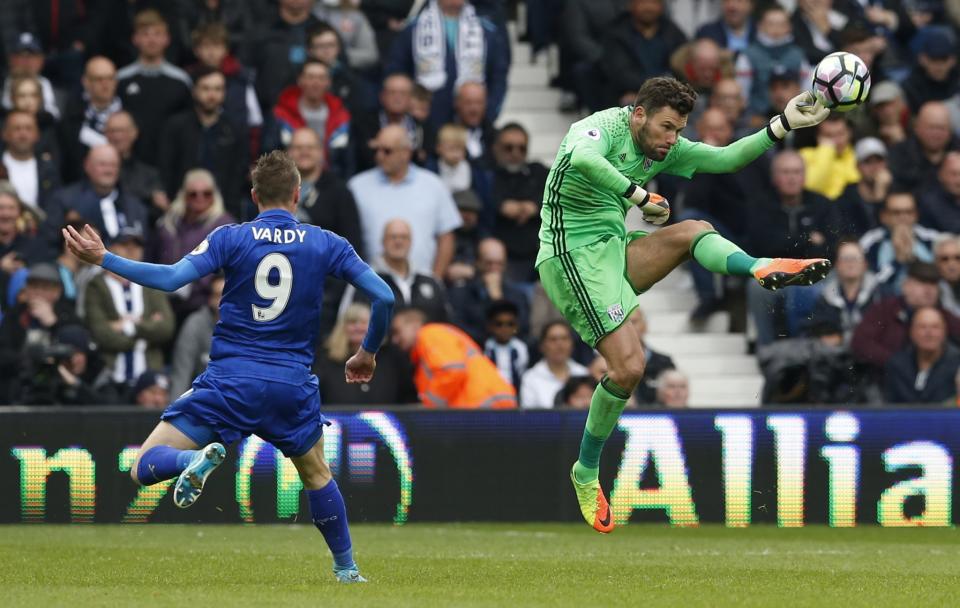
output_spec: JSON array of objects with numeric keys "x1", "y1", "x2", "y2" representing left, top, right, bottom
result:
[{"x1": 539, "y1": 77, "x2": 831, "y2": 533}]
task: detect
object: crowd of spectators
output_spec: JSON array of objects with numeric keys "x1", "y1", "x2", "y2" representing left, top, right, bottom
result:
[{"x1": 2, "y1": 0, "x2": 960, "y2": 409}]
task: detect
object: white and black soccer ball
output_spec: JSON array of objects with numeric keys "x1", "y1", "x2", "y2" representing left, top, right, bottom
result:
[{"x1": 811, "y1": 52, "x2": 871, "y2": 112}]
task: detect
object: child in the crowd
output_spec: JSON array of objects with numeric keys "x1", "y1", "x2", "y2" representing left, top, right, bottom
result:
[{"x1": 482, "y1": 300, "x2": 530, "y2": 389}]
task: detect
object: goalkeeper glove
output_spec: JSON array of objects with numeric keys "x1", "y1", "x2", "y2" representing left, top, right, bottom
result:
[
  {"x1": 624, "y1": 184, "x2": 670, "y2": 225},
  {"x1": 767, "y1": 91, "x2": 830, "y2": 141}
]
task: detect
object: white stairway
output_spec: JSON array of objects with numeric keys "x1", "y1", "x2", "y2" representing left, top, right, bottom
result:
[{"x1": 498, "y1": 35, "x2": 763, "y2": 408}]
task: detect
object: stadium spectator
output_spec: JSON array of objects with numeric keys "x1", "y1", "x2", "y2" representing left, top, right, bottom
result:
[
  {"x1": 9, "y1": 76, "x2": 59, "y2": 164},
  {"x1": 654, "y1": 368, "x2": 690, "y2": 408},
  {"x1": 668, "y1": 38, "x2": 729, "y2": 126},
  {"x1": 834, "y1": 137, "x2": 891, "y2": 236},
  {"x1": 863, "y1": 81, "x2": 907, "y2": 146},
  {"x1": 935, "y1": 235, "x2": 960, "y2": 317},
  {"x1": 482, "y1": 299, "x2": 530, "y2": 389},
  {"x1": 104, "y1": 111, "x2": 168, "y2": 222},
  {"x1": 316, "y1": 302, "x2": 418, "y2": 405},
  {"x1": 757, "y1": 66, "x2": 803, "y2": 137},
  {"x1": 859, "y1": 191, "x2": 940, "y2": 289},
  {"x1": 447, "y1": 237, "x2": 529, "y2": 344},
  {"x1": 349, "y1": 124, "x2": 461, "y2": 277},
  {"x1": 629, "y1": 308, "x2": 675, "y2": 404},
  {"x1": 84, "y1": 225, "x2": 174, "y2": 396},
  {"x1": 520, "y1": 321, "x2": 588, "y2": 408},
  {"x1": 431, "y1": 123, "x2": 491, "y2": 206},
  {"x1": 353, "y1": 73, "x2": 434, "y2": 172},
  {"x1": 799, "y1": 114, "x2": 858, "y2": 200},
  {"x1": 735, "y1": 4, "x2": 807, "y2": 116},
  {"x1": 491, "y1": 122, "x2": 547, "y2": 283},
  {"x1": 851, "y1": 262, "x2": 960, "y2": 374},
  {"x1": 790, "y1": 0, "x2": 845, "y2": 64},
  {"x1": 59, "y1": 56, "x2": 122, "y2": 184},
  {"x1": 558, "y1": 0, "x2": 621, "y2": 112},
  {"x1": 385, "y1": 0, "x2": 509, "y2": 127},
  {"x1": 133, "y1": 370, "x2": 171, "y2": 408},
  {"x1": 169, "y1": 273, "x2": 223, "y2": 399},
  {"x1": 45, "y1": 145, "x2": 147, "y2": 247},
  {"x1": 1, "y1": 33, "x2": 59, "y2": 119},
  {"x1": 158, "y1": 67, "x2": 247, "y2": 215},
  {"x1": 901, "y1": 27, "x2": 959, "y2": 113},
  {"x1": 306, "y1": 22, "x2": 369, "y2": 116},
  {"x1": 410, "y1": 83, "x2": 432, "y2": 124},
  {"x1": 918, "y1": 152, "x2": 960, "y2": 233},
  {"x1": 446, "y1": 189, "x2": 483, "y2": 283},
  {"x1": 885, "y1": 307, "x2": 960, "y2": 404},
  {"x1": 152, "y1": 168, "x2": 234, "y2": 321},
  {"x1": 269, "y1": 60, "x2": 352, "y2": 178},
  {"x1": 0, "y1": 183, "x2": 43, "y2": 273},
  {"x1": 809, "y1": 240, "x2": 879, "y2": 341},
  {"x1": 117, "y1": 9, "x2": 193, "y2": 165},
  {"x1": 600, "y1": 0, "x2": 686, "y2": 107},
  {"x1": 391, "y1": 306, "x2": 517, "y2": 408},
  {"x1": 174, "y1": 0, "x2": 255, "y2": 50},
  {"x1": 888, "y1": 101, "x2": 959, "y2": 193},
  {"x1": 2, "y1": 110, "x2": 59, "y2": 212},
  {"x1": 312, "y1": 0, "x2": 380, "y2": 71},
  {"x1": 452, "y1": 81, "x2": 496, "y2": 167},
  {"x1": 695, "y1": 0, "x2": 756, "y2": 54},
  {"x1": 245, "y1": 0, "x2": 324, "y2": 112},
  {"x1": 555, "y1": 376, "x2": 598, "y2": 409}
]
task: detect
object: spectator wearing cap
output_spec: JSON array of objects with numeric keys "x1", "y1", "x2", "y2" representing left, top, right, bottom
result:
[
  {"x1": 888, "y1": 101, "x2": 960, "y2": 193},
  {"x1": 695, "y1": 0, "x2": 756, "y2": 55},
  {"x1": 799, "y1": 114, "x2": 859, "y2": 200},
  {"x1": 0, "y1": 262, "x2": 81, "y2": 403},
  {"x1": 44, "y1": 144, "x2": 147, "y2": 247},
  {"x1": 902, "y1": 26, "x2": 959, "y2": 113},
  {"x1": 491, "y1": 123, "x2": 547, "y2": 283},
  {"x1": 132, "y1": 370, "x2": 171, "y2": 408},
  {"x1": 851, "y1": 261, "x2": 960, "y2": 375},
  {"x1": 445, "y1": 189, "x2": 483, "y2": 284},
  {"x1": 885, "y1": 307, "x2": 960, "y2": 404},
  {"x1": 59, "y1": 57, "x2": 123, "y2": 184},
  {"x1": 935, "y1": 235, "x2": 960, "y2": 317},
  {"x1": 863, "y1": 81, "x2": 908, "y2": 147},
  {"x1": 2, "y1": 33, "x2": 60, "y2": 120},
  {"x1": 859, "y1": 191, "x2": 940, "y2": 290},
  {"x1": 809, "y1": 240, "x2": 879, "y2": 342},
  {"x1": 157, "y1": 67, "x2": 247, "y2": 216},
  {"x1": 349, "y1": 124, "x2": 462, "y2": 278},
  {"x1": 834, "y1": 137, "x2": 892, "y2": 237},
  {"x1": 917, "y1": 152, "x2": 960, "y2": 233},
  {"x1": 520, "y1": 321, "x2": 589, "y2": 408},
  {"x1": 482, "y1": 299, "x2": 530, "y2": 389},
  {"x1": 84, "y1": 224, "x2": 174, "y2": 396},
  {"x1": 734, "y1": 5, "x2": 808, "y2": 116},
  {"x1": 104, "y1": 111, "x2": 168, "y2": 224},
  {"x1": 169, "y1": 274, "x2": 223, "y2": 398},
  {"x1": 1, "y1": 110, "x2": 59, "y2": 212},
  {"x1": 117, "y1": 10, "x2": 193, "y2": 165},
  {"x1": 353, "y1": 73, "x2": 436, "y2": 172}
]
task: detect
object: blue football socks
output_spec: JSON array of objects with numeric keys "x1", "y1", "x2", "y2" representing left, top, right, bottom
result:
[
  {"x1": 136, "y1": 446, "x2": 198, "y2": 486},
  {"x1": 307, "y1": 480, "x2": 355, "y2": 570}
]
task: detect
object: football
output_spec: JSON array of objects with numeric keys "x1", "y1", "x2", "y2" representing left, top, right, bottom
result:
[{"x1": 811, "y1": 51, "x2": 871, "y2": 112}]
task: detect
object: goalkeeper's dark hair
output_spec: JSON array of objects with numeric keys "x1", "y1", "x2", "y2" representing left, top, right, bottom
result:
[{"x1": 633, "y1": 77, "x2": 697, "y2": 117}]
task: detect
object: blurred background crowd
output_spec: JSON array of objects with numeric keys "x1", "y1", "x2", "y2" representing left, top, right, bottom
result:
[{"x1": 1, "y1": 0, "x2": 960, "y2": 409}]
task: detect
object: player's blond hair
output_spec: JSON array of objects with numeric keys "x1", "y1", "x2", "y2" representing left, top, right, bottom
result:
[{"x1": 251, "y1": 151, "x2": 300, "y2": 208}]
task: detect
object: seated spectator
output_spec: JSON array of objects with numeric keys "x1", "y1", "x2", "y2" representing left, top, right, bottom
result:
[
  {"x1": 269, "y1": 60, "x2": 351, "y2": 178},
  {"x1": 918, "y1": 152, "x2": 960, "y2": 233},
  {"x1": 859, "y1": 191, "x2": 940, "y2": 290},
  {"x1": 790, "y1": 0, "x2": 845, "y2": 64},
  {"x1": 385, "y1": 0, "x2": 508, "y2": 127},
  {"x1": 834, "y1": 137, "x2": 891, "y2": 237},
  {"x1": 810, "y1": 240, "x2": 879, "y2": 341},
  {"x1": 695, "y1": 0, "x2": 756, "y2": 55},
  {"x1": 353, "y1": 73, "x2": 435, "y2": 172},
  {"x1": 901, "y1": 27, "x2": 959, "y2": 113},
  {"x1": 169, "y1": 274, "x2": 223, "y2": 398},
  {"x1": 316, "y1": 302, "x2": 417, "y2": 405},
  {"x1": 0, "y1": 184, "x2": 43, "y2": 281},
  {"x1": 1, "y1": 33, "x2": 60, "y2": 120},
  {"x1": 152, "y1": 169, "x2": 234, "y2": 321},
  {"x1": 799, "y1": 114, "x2": 858, "y2": 200},
  {"x1": 448, "y1": 237, "x2": 530, "y2": 344},
  {"x1": 668, "y1": 38, "x2": 729, "y2": 126},
  {"x1": 431, "y1": 124, "x2": 492, "y2": 208},
  {"x1": 45, "y1": 145, "x2": 147, "y2": 247},
  {"x1": 482, "y1": 299, "x2": 530, "y2": 389},
  {"x1": 2, "y1": 110, "x2": 59, "y2": 213},
  {"x1": 885, "y1": 307, "x2": 960, "y2": 404},
  {"x1": 558, "y1": 0, "x2": 621, "y2": 112},
  {"x1": 104, "y1": 111, "x2": 168, "y2": 223},
  {"x1": 8, "y1": 76, "x2": 59, "y2": 164},
  {"x1": 158, "y1": 67, "x2": 247, "y2": 216},
  {"x1": 863, "y1": 81, "x2": 908, "y2": 147},
  {"x1": 491, "y1": 122, "x2": 547, "y2": 283},
  {"x1": 306, "y1": 22, "x2": 370, "y2": 116},
  {"x1": 529, "y1": 281, "x2": 596, "y2": 365},
  {"x1": 936, "y1": 235, "x2": 960, "y2": 317},
  {"x1": 391, "y1": 306, "x2": 517, "y2": 408},
  {"x1": 84, "y1": 226, "x2": 175, "y2": 396},
  {"x1": 452, "y1": 82, "x2": 496, "y2": 167},
  {"x1": 755, "y1": 65, "x2": 803, "y2": 136},
  {"x1": 600, "y1": 0, "x2": 686, "y2": 107},
  {"x1": 174, "y1": 0, "x2": 254, "y2": 50},
  {"x1": 852, "y1": 262, "x2": 960, "y2": 374},
  {"x1": 555, "y1": 376, "x2": 598, "y2": 409},
  {"x1": 888, "y1": 101, "x2": 959, "y2": 193},
  {"x1": 446, "y1": 190, "x2": 483, "y2": 284},
  {"x1": 520, "y1": 321, "x2": 588, "y2": 408},
  {"x1": 349, "y1": 124, "x2": 462, "y2": 277},
  {"x1": 735, "y1": 5, "x2": 808, "y2": 117},
  {"x1": 132, "y1": 370, "x2": 171, "y2": 408},
  {"x1": 654, "y1": 369, "x2": 690, "y2": 408},
  {"x1": 313, "y1": 0, "x2": 380, "y2": 71},
  {"x1": 59, "y1": 57, "x2": 123, "y2": 184},
  {"x1": 629, "y1": 308, "x2": 675, "y2": 404},
  {"x1": 117, "y1": 9, "x2": 193, "y2": 165}
]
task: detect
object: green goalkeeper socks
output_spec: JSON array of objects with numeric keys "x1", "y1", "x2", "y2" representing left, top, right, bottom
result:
[
  {"x1": 690, "y1": 230, "x2": 771, "y2": 277},
  {"x1": 573, "y1": 376, "x2": 631, "y2": 484}
]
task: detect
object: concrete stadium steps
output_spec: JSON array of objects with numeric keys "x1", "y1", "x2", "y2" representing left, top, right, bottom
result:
[
  {"x1": 644, "y1": 333, "x2": 746, "y2": 356},
  {"x1": 671, "y1": 354, "x2": 759, "y2": 376},
  {"x1": 644, "y1": 310, "x2": 729, "y2": 334}
]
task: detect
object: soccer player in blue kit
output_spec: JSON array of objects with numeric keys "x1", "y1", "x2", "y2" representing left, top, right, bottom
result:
[{"x1": 62, "y1": 151, "x2": 394, "y2": 584}]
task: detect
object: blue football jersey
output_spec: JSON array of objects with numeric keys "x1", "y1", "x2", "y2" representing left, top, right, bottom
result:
[{"x1": 185, "y1": 208, "x2": 367, "y2": 375}]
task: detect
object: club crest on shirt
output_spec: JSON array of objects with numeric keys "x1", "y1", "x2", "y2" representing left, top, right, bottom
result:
[
  {"x1": 190, "y1": 239, "x2": 209, "y2": 255},
  {"x1": 584, "y1": 128, "x2": 601, "y2": 141},
  {"x1": 642, "y1": 157, "x2": 654, "y2": 171},
  {"x1": 618, "y1": 152, "x2": 627, "y2": 162},
  {"x1": 607, "y1": 304, "x2": 625, "y2": 324}
]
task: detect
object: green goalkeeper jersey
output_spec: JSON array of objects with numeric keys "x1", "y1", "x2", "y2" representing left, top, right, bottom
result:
[{"x1": 536, "y1": 106, "x2": 777, "y2": 266}]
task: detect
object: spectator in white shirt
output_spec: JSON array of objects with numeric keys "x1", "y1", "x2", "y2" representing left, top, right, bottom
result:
[
  {"x1": 1, "y1": 110, "x2": 60, "y2": 211},
  {"x1": 520, "y1": 321, "x2": 589, "y2": 408}
]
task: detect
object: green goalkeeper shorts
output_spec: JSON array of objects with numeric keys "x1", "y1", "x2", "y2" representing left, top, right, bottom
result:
[{"x1": 537, "y1": 232, "x2": 646, "y2": 348}]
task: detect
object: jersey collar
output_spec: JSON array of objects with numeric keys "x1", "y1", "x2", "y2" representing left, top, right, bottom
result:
[{"x1": 255, "y1": 208, "x2": 298, "y2": 222}]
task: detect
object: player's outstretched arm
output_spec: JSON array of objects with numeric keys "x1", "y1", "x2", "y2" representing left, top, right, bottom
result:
[
  {"x1": 62, "y1": 224, "x2": 202, "y2": 292},
  {"x1": 344, "y1": 268, "x2": 396, "y2": 383}
]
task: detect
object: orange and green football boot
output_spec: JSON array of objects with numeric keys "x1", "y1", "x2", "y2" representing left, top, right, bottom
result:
[
  {"x1": 753, "y1": 258, "x2": 831, "y2": 291},
  {"x1": 570, "y1": 464, "x2": 614, "y2": 534}
]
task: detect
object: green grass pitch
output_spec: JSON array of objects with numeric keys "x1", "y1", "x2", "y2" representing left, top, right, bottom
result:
[{"x1": 2, "y1": 524, "x2": 958, "y2": 607}]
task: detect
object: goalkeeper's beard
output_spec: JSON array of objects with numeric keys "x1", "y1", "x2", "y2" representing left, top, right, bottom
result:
[{"x1": 634, "y1": 123, "x2": 671, "y2": 161}]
